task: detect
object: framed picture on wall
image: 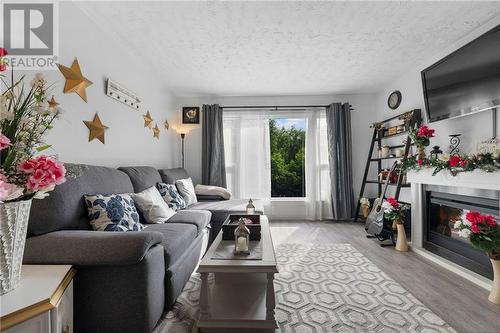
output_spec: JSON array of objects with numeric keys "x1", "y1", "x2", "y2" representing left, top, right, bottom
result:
[{"x1": 182, "y1": 107, "x2": 200, "y2": 124}]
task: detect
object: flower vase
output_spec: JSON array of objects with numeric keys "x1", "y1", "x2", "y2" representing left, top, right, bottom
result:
[
  {"x1": 417, "y1": 146, "x2": 426, "y2": 160},
  {"x1": 488, "y1": 252, "x2": 500, "y2": 305},
  {"x1": 0, "y1": 200, "x2": 32, "y2": 295},
  {"x1": 395, "y1": 222, "x2": 408, "y2": 252}
]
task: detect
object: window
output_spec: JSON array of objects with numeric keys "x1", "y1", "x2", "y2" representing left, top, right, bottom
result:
[
  {"x1": 223, "y1": 108, "x2": 332, "y2": 220},
  {"x1": 269, "y1": 118, "x2": 307, "y2": 197}
]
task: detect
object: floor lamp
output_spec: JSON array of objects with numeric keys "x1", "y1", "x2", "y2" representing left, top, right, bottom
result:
[{"x1": 180, "y1": 132, "x2": 185, "y2": 168}]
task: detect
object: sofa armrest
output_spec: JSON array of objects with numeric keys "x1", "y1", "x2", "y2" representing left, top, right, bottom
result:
[
  {"x1": 196, "y1": 194, "x2": 227, "y2": 201},
  {"x1": 23, "y1": 230, "x2": 163, "y2": 266}
]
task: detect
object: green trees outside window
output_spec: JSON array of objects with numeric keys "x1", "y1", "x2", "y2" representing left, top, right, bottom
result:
[{"x1": 269, "y1": 119, "x2": 306, "y2": 197}]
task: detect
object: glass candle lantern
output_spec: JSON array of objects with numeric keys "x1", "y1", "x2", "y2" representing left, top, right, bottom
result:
[
  {"x1": 430, "y1": 145, "x2": 443, "y2": 160},
  {"x1": 246, "y1": 198, "x2": 255, "y2": 215},
  {"x1": 234, "y1": 218, "x2": 250, "y2": 255}
]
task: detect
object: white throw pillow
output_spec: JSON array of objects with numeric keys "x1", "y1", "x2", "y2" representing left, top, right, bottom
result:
[
  {"x1": 176, "y1": 178, "x2": 198, "y2": 206},
  {"x1": 131, "y1": 186, "x2": 175, "y2": 224}
]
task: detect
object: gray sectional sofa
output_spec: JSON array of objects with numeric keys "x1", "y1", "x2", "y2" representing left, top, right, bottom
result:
[{"x1": 22, "y1": 164, "x2": 263, "y2": 333}]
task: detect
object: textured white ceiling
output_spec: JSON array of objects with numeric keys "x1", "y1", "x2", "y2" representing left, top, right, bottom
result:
[{"x1": 76, "y1": 1, "x2": 500, "y2": 97}]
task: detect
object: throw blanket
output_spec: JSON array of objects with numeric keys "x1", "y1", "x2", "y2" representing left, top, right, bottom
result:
[{"x1": 195, "y1": 184, "x2": 231, "y2": 200}]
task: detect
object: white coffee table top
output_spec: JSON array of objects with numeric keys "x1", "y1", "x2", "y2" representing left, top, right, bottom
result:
[
  {"x1": 199, "y1": 215, "x2": 278, "y2": 274},
  {"x1": 0, "y1": 265, "x2": 74, "y2": 329}
]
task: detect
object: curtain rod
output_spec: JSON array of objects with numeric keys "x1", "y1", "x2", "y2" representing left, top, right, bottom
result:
[{"x1": 220, "y1": 104, "x2": 354, "y2": 110}]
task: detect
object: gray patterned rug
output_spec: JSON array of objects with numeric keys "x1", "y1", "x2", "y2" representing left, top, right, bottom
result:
[{"x1": 154, "y1": 243, "x2": 456, "y2": 333}]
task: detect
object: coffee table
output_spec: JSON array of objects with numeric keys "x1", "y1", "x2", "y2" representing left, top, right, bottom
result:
[{"x1": 196, "y1": 215, "x2": 278, "y2": 333}]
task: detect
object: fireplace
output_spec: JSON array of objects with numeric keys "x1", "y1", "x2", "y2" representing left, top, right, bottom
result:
[{"x1": 425, "y1": 189, "x2": 499, "y2": 279}]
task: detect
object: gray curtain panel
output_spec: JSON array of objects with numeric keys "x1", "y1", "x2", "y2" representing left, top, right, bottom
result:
[
  {"x1": 201, "y1": 104, "x2": 227, "y2": 187},
  {"x1": 326, "y1": 102, "x2": 355, "y2": 220}
]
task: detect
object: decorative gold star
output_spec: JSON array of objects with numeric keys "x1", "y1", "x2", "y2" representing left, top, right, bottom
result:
[
  {"x1": 143, "y1": 111, "x2": 153, "y2": 129},
  {"x1": 47, "y1": 95, "x2": 59, "y2": 109},
  {"x1": 57, "y1": 58, "x2": 93, "y2": 102},
  {"x1": 83, "y1": 113, "x2": 109, "y2": 144},
  {"x1": 153, "y1": 124, "x2": 160, "y2": 139},
  {"x1": 164, "y1": 119, "x2": 170, "y2": 130}
]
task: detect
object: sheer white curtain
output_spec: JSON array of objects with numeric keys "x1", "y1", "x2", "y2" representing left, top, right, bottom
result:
[
  {"x1": 305, "y1": 109, "x2": 333, "y2": 220},
  {"x1": 223, "y1": 110, "x2": 271, "y2": 199},
  {"x1": 223, "y1": 108, "x2": 332, "y2": 221}
]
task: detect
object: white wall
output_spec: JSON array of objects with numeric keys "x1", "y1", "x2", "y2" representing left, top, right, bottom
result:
[
  {"x1": 376, "y1": 13, "x2": 500, "y2": 153},
  {"x1": 375, "y1": 14, "x2": 500, "y2": 203},
  {"x1": 174, "y1": 94, "x2": 379, "y2": 202},
  {"x1": 23, "y1": 2, "x2": 179, "y2": 169}
]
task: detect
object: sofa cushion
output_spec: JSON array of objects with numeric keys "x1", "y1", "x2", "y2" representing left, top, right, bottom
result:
[
  {"x1": 188, "y1": 199, "x2": 264, "y2": 223},
  {"x1": 158, "y1": 168, "x2": 189, "y2": 184},
  {"x1": 166, "y1": 210, "x2": 211, "y2": 235},
  {"x1": 28, "y1": 164, "x2": 135, "y2": 236},
  {"x1": 118, "y1": 166, "x2": 162, "y2": 192},
  {"x1": 144, "y1": 223, "x2": 198, "y2": 267},
  {"x1": 84, "y1": 194, "x2": 144, "y2": 231}
]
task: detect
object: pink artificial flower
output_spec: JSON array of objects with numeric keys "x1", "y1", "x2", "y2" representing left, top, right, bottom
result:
[
  {"x1": 470, "y1": 224, "x2": 480, "y2": 234},
  {"x1": 0, "y1": 134, "x2": 11, "y2": 150},
  {"x1": 0, "y1": 173, "x2": 16, "y2": 201},
  {"x1": 386, "y1": 197, "x2": 400, "y2": 209},
  {"x1": 18, "y1": 156, "x2": 66, "y2": 192}
]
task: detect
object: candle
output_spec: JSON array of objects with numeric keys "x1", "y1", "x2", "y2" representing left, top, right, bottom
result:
[{"x1": 236, "y1": 237, "x2": 248, "y2": 252}]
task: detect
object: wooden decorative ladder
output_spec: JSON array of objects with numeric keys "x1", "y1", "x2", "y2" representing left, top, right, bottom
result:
[{"x1": 354, "y1": 109, "x2": 422, "y2": 222}]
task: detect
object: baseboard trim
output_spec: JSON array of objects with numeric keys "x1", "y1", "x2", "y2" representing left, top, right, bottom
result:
[{"x1": 412, "y1": 247, "x2": 492, "y2": 290}]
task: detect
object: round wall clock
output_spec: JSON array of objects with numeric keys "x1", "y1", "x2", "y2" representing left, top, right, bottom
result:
[{"x1": 387, "y1": 90, "x2": 402, "y2": 110}]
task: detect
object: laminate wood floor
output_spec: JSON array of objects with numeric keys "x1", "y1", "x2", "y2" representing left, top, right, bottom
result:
[{"x1": 270, "y1": 221, "x2": 500, "y2": 333}]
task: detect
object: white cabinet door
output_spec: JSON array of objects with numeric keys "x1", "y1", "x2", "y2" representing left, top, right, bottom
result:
[
  {"x1": 51, "y1": 282, "x2": 73, "y2": 333},
  {"x1": 3, "y1": 312, "x2": 51, "y2": 333}
]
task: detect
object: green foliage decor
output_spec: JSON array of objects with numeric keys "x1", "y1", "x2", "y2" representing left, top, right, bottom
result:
[{"x1": 400, "y1": 152, "x2": 500, "y2": 176}]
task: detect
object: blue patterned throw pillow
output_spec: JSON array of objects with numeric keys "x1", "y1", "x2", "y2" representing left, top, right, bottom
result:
[
  {"x1": 84, "y1": 194, "x2": 145, "y2": 231},
  {"x1": 157, "y1": 182, "x2": 187, "y2": 211}
]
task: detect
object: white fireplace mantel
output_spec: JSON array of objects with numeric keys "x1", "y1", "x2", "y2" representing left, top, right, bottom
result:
[
  {"x1": 407, "y1": 169, "x2": 500, "y2": 191},
  {"x1": 407, "y1": 169, "x2": 500, "y2": 290}
]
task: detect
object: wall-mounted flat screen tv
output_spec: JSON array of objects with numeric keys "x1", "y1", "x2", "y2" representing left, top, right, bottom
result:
[{"x1": 422, "y1": 25, "x2": 500, "y2": 123}]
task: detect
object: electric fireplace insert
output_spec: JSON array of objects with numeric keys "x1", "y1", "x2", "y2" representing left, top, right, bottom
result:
[{"x1": 425, "y1": 190, "x2": 499, "y2": 279}]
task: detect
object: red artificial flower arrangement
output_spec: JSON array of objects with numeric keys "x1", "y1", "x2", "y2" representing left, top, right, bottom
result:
[
  {"x1": 455, "y1": 211, "x2": 499, "y2": 259},
  {"x1": 416, "y1": 125, "x2": 435, "y2": 138},
  {"x1": 381, "y1": 197, "x2": 407, "y2": 224},
  {"x1": 448, "y1": 155, "x2": 468, "y2": 168},
  {"x1": 410, "y1": 124, "x2": 435, "y2": 147}
]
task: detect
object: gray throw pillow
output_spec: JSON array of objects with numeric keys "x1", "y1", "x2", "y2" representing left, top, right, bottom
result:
[
  {"x1": 131, "y1": 186, "x2": 176, "y2": 224},
  {"x1": 175, "y1": 178, "x2": 198, "y2": 206}
]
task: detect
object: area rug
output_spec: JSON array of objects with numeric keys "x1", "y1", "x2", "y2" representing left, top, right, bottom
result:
[{"x1": 154, "y1": 243, "x2": 456, "y2": 333}]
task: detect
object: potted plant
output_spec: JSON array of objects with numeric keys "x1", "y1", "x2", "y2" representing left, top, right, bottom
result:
[
  {"x1": 382, "y1": 197, "x2": 409, "y2": 252},
  {"x1": 1, "y1": 52, "x2": 66, "y2": 294},
  {"x1": 454, "y1": 212, "x2": 500, "y2": 305},
  {"x1": 409, "y1": 124, "x2": 435, "y2": 160}
]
